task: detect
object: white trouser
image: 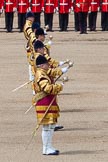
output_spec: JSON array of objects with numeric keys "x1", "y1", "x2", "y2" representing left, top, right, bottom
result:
[
  {"x1": 28, "y1": 64, "x2": 35, "y2": 95},
  {"x1": 28, "y1": 64, "x2": 34, "y2": 81},
  {"x1": 42, "y1": 124, "x2": 56, "y2": 154}
]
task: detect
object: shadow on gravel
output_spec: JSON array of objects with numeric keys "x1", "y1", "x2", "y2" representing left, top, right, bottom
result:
[
  {"x1": 61, "y1": 109, "x2": 85, "y2": 113},
  {"x1": 56, "y1": 127, "x2": 99, "y2": 132},
  {"x1": 60, "y1": 150, "x2": 104, "y2": 155}
]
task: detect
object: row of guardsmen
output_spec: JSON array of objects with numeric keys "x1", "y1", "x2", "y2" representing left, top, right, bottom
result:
[{"x1": 0, "y1": 0, "x2": 108, "y2": 33}]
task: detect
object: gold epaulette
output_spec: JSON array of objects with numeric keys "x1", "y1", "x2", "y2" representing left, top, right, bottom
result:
[{"x1": 48, "y1": 58, "x2": 59, "y2": 68}]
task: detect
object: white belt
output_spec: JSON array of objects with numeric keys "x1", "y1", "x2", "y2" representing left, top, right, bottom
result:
[
  {"x1": 6, "y1": 2, "x2": 13, "y2": 5},
  {"x1": 18, "y1": 3, "x2": 26, "y2": 5},
  {"x1": 32, "y1": 3, "x2": 40, "y2": 6},
  {"x1": 46, "y1": 3, "x2": 54, "y2": 6},
  {"x1": 60, "y1": 3, "x2": 68, "y2": 5},
  {"x1": 102, "y1": 2, "x2": 108, "y2": 4},
  {"x1": 91, "y1": 2, "x2": 97, "y2": 4}
]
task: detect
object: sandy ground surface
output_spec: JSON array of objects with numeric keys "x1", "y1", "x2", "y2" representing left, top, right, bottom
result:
[{"x1": 0, "y1": 12, "x2": 108, "y2": 162}]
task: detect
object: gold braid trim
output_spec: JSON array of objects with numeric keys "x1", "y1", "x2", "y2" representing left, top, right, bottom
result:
[{"x1": 32, "y1": 92, "x2": 48, "y2": 104}]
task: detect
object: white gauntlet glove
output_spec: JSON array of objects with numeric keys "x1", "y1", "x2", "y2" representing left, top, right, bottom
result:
[
  {"x1": 54, "y1": 8, "x2": 56, "y2": 13},
  {"x1": 48, "y1": 40, "x2": 52, "y2": 45},
  {"x1": 27, "y1": 7, "x2": 31, "y2": 12},
  {"x1": 76, "y1": 3, "x2": 80, "y2": 8},
  {"x1": 59, "y1": 61, "x2": 65, "y2": 66},
  {"x1": 29, "y1": 74, "x2": 34, "y2": 81},
  {"x1": 61, "y1": 82, "x2": 64, "y2": 86},
  {"x1": 13, "y1": 7, "x2": 17, "y2": 12},
  {"x1": 0, "y1": 9, "x2": 2, "y2": 14},
  {"x1": 98, "y1": 7, "x2": 100, "y2": 12},
  {"x1": 29, "y1": 65, "x2": 34, "y2": 81},
  {"x1": 42, "y1": 7, "x2": 44, "y2": 12},
  {"x1": 71, "y1": 6, "x2": 73, "y2": 12},
  {"x1": 56, "y1": 7, "x2": 58, "y2": 13},
  {"x1": 61, "y1": 67, "x2": 68, "y2": 73},
  {"x1": 56, "y1": 7, "x2": 58, "y2": 11},
  {"x1": 0, "y1": 6, "x2": 4, "y2": 14}
]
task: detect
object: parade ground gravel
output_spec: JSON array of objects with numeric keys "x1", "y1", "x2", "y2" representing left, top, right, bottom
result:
[{"x1": 0, "y1": 13, "x2": 108, "y2": 162}]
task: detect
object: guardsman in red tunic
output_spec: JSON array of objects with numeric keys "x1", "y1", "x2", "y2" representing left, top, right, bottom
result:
[
  {"x1": 101, "y1": 0, "x2": 108, "y2": 31},
  {"x1": 0, "y1": 0, "x2": 4, "y2": 14},
  {"x1": 30, "y1": 0, "x2": 43, "y2": 26},
  {"x1": 73, "y1": 0, "x2": 80, "y2": 31},
  {"x1": 88, "y1": 0, "x2": 100, "y2": 31},
  {"x1": 4, "y1": 0, "x2": 17, "y2": 32},
  {"x1": 57, "y1": 0, "x2": 71, "y2": 31},
  {"x1": 76, "y1": 0, "x2": 90, "y2": 34},
  {"x1": 17, "y1": 0, "x2": 30, "y2": 32},
  {"x1": 43, "y1": 0, "x2": 56, "y2": 31}
]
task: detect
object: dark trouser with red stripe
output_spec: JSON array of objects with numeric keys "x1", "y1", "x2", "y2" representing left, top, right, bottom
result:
[
  {"x1": 5, "y1": 12, "x2": 14, "y2": 32},
  {"x1": 18, "y1": 13, "x2": 26, "y2": 32},
  {"x1": 74, "y1": 12, "x2": 80, "y2": 31},
  {"x1": 88, "y1": 11, "x2": 97, "y2": 31},
  {"x1": 59, "y1": 13, "x2": 69, "y2": 31},
  {"x1": 44, "y1": 13, "x2": 53, "y2": 31},
  {"x1": 101, "y1": 12, "x2": 108, "y2": 31},
  {"x1": 78, "y1": 12, "x2": 88, "y2": 33}
]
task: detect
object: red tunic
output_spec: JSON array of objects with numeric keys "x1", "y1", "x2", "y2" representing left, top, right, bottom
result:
[
  {"x1": 5, "y1": 0, "x2": 17, "y2": 12},
  {"x1": 58, "y1": 0, "x2": 72, "y2": 13},
  {"x1": 75, "y1": 0, "x2": 90, "y2": 12},
  {"x1": 73, "y1": 1, "x2": 81, "y2": 12},
  {"x1": 17, "y1": 0, "x2": 29, "y2": 13},
  {"x1": 89, "y1": 0, "x2": 100, "y2": 12},
  {"x1": 31, "y1": 0, "x2": 43, "y2": 13},
  {"x1": 44, "y1": 0, "x2": 56, "y2": 13},
  {"x1": 101, "y1": 0, "x2": 108, "y2": 12},
  {"x1": 0, "y1": 0, "x2": 3, "y2": 10}
]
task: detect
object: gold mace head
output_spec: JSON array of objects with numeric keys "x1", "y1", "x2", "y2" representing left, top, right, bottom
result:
[
  {"x1": 68, "y1": 61, "x2": 74, "y2": 68},
  {"x1": 49, "y1": 35, "x2": 53, "y2": 40}
]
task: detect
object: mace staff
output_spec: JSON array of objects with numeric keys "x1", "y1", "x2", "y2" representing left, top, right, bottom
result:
[
  {"x1": 12, "y1": 80, "x2": 32, "y2": 92},
  {"x1": 11, "y1": 60, "x2": 72, "y2": 93}
]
